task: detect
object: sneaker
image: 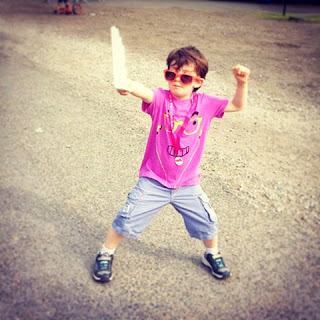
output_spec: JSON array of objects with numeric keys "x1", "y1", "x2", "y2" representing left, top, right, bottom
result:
[
  {"x1": 92, "y1": 253, "x2": 114, "y2": 283},
  {"x1": 201, "y1": 253, "x2": 231, "y2": 279}
]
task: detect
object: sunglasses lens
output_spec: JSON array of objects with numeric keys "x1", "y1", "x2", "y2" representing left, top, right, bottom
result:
[
  {"x1": 181, "y1": 75, "x2": 193, "y2": 84},
  {"x1": 165, "y1": 71, "x2": 176, "y2": 81},
  {"x1": 164, "y1": 70, "x2": 195, "y2": 84}
]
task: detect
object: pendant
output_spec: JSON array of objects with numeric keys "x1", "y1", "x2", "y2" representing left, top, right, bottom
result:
[{"x1": 175, "y1": 157, "x2": 183, "y2": 166}]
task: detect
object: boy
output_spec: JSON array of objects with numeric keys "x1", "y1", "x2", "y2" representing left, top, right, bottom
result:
[
  {"x1": 55, "y1": 0, "x2": 72, "y2": 14},
  {"x1": 93, "y1": 46, "x2": 250, "y2": 282}
]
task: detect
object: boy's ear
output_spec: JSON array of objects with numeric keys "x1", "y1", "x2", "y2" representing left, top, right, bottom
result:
[{"x1": 194, "y1": 78, "x2": 204, "y2": 89}]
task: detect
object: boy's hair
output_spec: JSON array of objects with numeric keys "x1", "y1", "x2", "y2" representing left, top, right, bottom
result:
[{"x1": 166, "y1": 46, "x2": 209, "y2": 79}]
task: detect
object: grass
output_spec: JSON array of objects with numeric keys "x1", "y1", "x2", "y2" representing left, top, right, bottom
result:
[{"x1": 256, "y1": 12, "x2": 320, "y2": 23}]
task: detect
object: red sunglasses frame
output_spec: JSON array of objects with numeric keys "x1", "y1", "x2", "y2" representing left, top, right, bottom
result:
[{"x1": 163, "y1": 69, "x2": 201, "y2": 85}]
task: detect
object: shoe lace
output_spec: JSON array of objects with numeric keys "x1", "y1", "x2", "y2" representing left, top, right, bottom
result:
[{"x1": 98, "y1": 254, "x2": 111, "y2": 271}]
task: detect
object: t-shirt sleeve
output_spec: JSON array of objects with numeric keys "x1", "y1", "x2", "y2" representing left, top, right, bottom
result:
[
  {"x1": 213, "y1": 97, "x2": 229, "y2": 119},
  {"x1": 199, "y1": 93, "x2": 229, "y2": 119},
  {"x1": 141, "y1": 88, "x2": 164, "y2": 117}
]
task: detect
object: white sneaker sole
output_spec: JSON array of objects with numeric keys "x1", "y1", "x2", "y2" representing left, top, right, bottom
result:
[{"x1": 92, "y1": 273, "x2": 114, "y2": 283}]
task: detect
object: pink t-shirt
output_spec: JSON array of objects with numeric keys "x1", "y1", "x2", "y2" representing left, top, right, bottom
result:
[{"x1": 139, "y1": 88, "x2": 228, "y2": 188}]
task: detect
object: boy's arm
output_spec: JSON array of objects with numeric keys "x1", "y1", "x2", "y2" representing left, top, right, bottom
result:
[
  {"x1": 117, "y1": 80, "x2": 154, "y2": 104},
  {"x1": 225, "y1": 64, "x2": 250, "y2": 112}
]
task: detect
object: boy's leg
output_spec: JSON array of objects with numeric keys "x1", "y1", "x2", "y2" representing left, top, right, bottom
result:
[
  {"x1": 93, "y1": 177, "x2": 170, "y2": 283},
  {"x1": 172, "y1": 185, "x2": 231, "y2": 279},
  {"x1": 203, "y1": 237, "x2": 218, "y2": 254},
  {"x1": 92, "y1": 227, "x2": 123, "y2": 283},
  {"x1": 104, "y1": 226, "x2": 124, "y2": 250}
]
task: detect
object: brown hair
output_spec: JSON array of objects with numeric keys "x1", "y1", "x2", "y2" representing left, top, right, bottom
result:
[{"x1": 166, "y1": 46, "x2": 209, "y2": 79}]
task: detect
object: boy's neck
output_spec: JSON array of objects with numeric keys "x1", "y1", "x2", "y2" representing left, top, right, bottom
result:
[{"x1": 170, "y1": 91, "x2": 193, "y2": 101}]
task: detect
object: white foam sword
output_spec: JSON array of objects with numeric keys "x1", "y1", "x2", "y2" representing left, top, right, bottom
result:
[{"x1": 110, "y1": 26, "x2": 129, "y2": 91}]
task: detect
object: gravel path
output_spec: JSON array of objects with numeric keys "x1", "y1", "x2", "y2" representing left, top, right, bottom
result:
[{"x1": 1, "y1": 1, "x2": 319, "y2": 319}]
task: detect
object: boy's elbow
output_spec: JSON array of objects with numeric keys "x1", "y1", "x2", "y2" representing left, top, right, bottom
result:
[
  {"x1": 226, "y1": 101, "x2": 246, "y2": 112},
  {"x1": 238, "y1": 103, "x2": 246, "y2": 111}
]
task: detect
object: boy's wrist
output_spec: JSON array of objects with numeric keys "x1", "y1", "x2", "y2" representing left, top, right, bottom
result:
[{"x1": 236, "y1": 80, "x2": 248, "y2": 88}]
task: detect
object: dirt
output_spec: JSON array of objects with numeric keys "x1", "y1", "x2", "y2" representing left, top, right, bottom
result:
[{"x1": 0, "y1": 1, "x2": 319, "y2": 319}]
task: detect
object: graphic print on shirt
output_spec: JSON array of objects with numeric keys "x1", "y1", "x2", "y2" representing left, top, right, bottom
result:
[
  {"x1": 156, "y1": 109, "x2": 203, "y2": 171},
  {"x1": 164, "y1": 111, "x2": 202, "y2": 159}
]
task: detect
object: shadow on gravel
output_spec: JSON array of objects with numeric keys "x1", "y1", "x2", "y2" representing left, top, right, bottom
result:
[{"x1": 1, "y1": 186, "x2": 203, "y2": 276}]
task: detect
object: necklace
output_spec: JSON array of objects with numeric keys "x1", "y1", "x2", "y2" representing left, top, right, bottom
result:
[{"x1": 168, "y1": 92, "x2": 197, "y2": 166}]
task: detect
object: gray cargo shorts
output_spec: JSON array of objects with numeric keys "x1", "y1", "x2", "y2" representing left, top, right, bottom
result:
[{"x1": 112, "y1": 177, "x2": 218, "y2": 240}]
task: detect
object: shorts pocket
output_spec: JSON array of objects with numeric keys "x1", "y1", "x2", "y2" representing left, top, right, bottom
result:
[
  {"x1": 119, "y1": 187, "x2": 144, "y2": 218},
  {"x1": 197, "y1": 193, "x2": 217, "y2": 223}
]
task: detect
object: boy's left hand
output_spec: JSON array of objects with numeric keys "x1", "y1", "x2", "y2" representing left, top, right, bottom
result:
[{"x1": 232, "y1": 64, "x2": 250, "y2": 84}]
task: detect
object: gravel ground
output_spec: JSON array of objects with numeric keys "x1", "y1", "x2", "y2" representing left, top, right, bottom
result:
[{"x1": 0, "y1": 0, "x2": 319, "y2": 319}]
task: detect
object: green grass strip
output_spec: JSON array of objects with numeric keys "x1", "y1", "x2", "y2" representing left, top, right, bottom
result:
[{"x1": 253, "y1": 12, "x2": 320, "y2": 23}]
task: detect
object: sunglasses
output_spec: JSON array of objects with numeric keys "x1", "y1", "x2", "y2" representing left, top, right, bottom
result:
[{"x1": 163, "y1": 69, "x2": 201, "y2": 85}]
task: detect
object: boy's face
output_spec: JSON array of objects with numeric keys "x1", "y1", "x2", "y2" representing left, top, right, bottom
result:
[{"x1": 167, "y1": 62, "x2": 203, "y2": 100}]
